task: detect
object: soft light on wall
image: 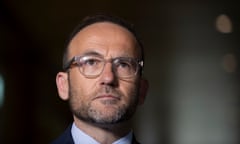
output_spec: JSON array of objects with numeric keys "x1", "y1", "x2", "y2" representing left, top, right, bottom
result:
[{"x1": 0, "y1": 74, "x2": 5, "y2": 108}]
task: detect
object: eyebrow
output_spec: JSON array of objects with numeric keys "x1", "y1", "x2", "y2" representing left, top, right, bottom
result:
[{"x1": 80, "y1": 51, "x2": 104, "y2": 57}]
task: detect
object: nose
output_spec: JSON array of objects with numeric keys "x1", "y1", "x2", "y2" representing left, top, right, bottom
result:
[{"x1": 99, "y1": 62, "x2": 116, "y2": 86}]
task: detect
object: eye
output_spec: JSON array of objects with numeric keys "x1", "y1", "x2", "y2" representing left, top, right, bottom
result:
[
  {"x1": 83, "y1": 58, "x2": 101, "y2": 66},
  {"x1": 115, "y1": 59, "x2": 132, "y2": 69},
  {"x1": 118, "y1": 61, "x2": 131, "y2": 68}
]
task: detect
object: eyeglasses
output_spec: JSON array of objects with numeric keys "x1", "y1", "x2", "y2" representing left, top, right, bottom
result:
[{"x1": 63, "y1": 54, "x2": 143, "y2": 78}]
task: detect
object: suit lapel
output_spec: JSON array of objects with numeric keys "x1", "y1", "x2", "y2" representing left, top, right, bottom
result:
[
  {"x1": 132, "y1": 134, "x2": 140, "y2": 144},
  {"x1": 51, "y1": 125, "x2": 74, "y2": 144}
]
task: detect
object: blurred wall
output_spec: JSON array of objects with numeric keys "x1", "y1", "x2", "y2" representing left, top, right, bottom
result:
[{"x1": 0, "y1": 0, "x2": 239, "y2": 144}]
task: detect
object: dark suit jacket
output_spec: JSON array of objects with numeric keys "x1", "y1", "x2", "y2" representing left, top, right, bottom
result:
[{"x1": 51, "y1": 125, "x2": 140, "y2": 144}]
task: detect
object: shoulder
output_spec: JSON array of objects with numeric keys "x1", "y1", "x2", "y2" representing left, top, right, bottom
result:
[{"x1": 50, "y1": 125, "x2": 74, "y2": 144}]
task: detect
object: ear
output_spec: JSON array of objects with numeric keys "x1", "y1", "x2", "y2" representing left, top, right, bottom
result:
[
  {"x1": 56, "y1": 72, "x2": 69, "y2": 101},
  {"x1": 138, "y1": 78, "x2": 149, "y2": 105}
]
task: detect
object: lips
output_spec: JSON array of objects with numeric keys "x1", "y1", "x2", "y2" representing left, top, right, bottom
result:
[{"x1": 93, "y1": 94, "x2": 120, "y2": 100}]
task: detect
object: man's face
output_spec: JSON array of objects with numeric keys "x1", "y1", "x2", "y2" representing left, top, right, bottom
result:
[{"x1": 64, "y1": 22, "x2": 144, "y2": 125}]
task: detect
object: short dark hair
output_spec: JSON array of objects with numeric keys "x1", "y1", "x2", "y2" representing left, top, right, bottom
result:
[{"x1": 62, "y1": 14, "x2": 144, "y2": 71}]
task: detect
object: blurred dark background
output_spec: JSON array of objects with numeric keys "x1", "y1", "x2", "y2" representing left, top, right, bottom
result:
[{"x1": 0, "y1": 0, "x2": 239, "y2": 144}]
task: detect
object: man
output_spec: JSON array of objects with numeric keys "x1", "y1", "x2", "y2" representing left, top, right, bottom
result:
[{"x1": 52, "y1": 14, "x2": 148, "y2": 144}]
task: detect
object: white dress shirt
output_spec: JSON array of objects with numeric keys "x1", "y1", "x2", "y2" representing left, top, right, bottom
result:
[{"x1": 71, "y1": 123, "x2": 133, "y2": 144}]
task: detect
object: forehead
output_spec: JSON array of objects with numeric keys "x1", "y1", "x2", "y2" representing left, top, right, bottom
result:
[
  {"x1": 72, "y1": 22, "x2": 135, "y2": 40},
  {"x1": 67, "y1": 22, "x2": 139, "y2": 58}
]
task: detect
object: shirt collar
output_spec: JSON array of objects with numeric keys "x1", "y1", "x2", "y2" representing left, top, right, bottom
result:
[{"x1": 71, "y1": 123, "x2": 133, "y2": 144}]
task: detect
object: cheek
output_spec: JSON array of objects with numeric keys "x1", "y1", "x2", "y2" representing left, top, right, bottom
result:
[
  {"x1": 70, "y1": 71, "x2": 97, "y2": 95},
  {"x1": 119, "y1": 80, "x2": 139, "y2": 101},
  {"x1": 68, "y1": 77, "x2": 94, "y2": 110}
]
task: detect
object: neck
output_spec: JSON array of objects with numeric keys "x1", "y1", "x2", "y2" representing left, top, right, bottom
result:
[{"x1": 73, "y1": 116, "x2": 132, "y2": 144}]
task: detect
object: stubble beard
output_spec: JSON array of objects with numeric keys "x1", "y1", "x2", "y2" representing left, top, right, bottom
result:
[{"x1": 68, "y1": 82, "x2": 139, "y2": 128}]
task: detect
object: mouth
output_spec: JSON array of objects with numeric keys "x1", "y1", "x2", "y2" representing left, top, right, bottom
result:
[{"x1": 94, "y1": 95, "x2": 120, "y2": 101}]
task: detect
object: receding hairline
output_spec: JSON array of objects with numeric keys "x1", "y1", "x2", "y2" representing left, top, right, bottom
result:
[
  {"x1": 68, "y1": 21, "x2": 140, "y2": 54},
  {"x1": 62, "y1": 14, "x2": 144, "y2": 70}
]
